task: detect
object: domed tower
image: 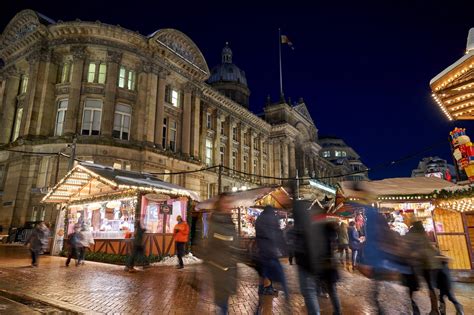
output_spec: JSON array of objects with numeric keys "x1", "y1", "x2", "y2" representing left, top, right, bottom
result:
[{"x1": 207, "y1": 43, "x2": 251, "y2": 108}]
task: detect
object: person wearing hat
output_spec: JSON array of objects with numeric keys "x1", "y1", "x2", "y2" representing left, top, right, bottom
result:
[{"x1": 173, "y1": 215, "x2": 189, "y2": 269}]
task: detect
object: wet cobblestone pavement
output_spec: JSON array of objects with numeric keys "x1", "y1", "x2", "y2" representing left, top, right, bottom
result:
[{"x1": 0, "y1": 245, "x2": 473, "y2": 314}]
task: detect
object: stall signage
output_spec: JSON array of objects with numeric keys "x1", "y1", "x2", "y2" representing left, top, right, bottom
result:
[
  {"x1": 160, "y1": 204, "x2": 173, "y2": 215},
  {"x1": 145, "y1": 193, "x2": 170, "y2": 202}
]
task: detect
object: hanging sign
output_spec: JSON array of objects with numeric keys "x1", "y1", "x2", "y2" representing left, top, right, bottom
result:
[
  {"x1": 145, "y1": 193, "x2": 170, "y2": 202},
  {"x1": 160, "y1": 204, "x2": 173, "y2": 215}
]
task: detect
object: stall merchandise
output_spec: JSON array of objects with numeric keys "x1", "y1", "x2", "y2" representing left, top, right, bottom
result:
[{"x1": 42, "y1": 162, "x2": 200, "y2": 257}]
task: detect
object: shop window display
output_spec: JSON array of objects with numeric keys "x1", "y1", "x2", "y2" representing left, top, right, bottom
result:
[
  {"x1": 140, "y1": 195, "x2": 188, "y2": 234},
  {"x1": 67, "y1": 198, "x2": 136, "y2": 239}
]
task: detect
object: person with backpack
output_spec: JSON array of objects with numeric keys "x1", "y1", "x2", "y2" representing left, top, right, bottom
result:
[{"x1": 66, "y1": 225, "x2": 83, "y2": 267}]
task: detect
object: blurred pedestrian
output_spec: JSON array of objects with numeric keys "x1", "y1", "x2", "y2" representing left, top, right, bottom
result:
[
  {"x1": 205, "y1": 194, "x2": 243, "y2": 315},
  {"x1": 406, "y1": 221, "x2": 441, "y2": 315},
  {"x1": 283, "y1": 221, "x2": 295, "y2": 265},
  {"x1": 79, "y1": 224, "x2": 94, "y2": 265},
  {"x1": 336, "y1": 221, "x2": 350, "y2": 269},
  {"x1": 348, "y1": 221, "x2": 362, "y2": 270},
  {"x1": 293, "y1": 200, "x2": 321, "y2": 315},
  {"x1": 255, "y1": 205, "x2": 289, "y2": 301},
  {"x1": 436, "y1": 255, "x2": 464, "y2": 315},
  {"x1": 124, "y1": 224, "x2": 148, "y2": 272},
  {"x1": 25, "y1": 221, "x2": 50, "y2": 267},
  {"x1": 65, "y1": 225, "x2": 83, "y2": 267},
  {"x1": 173, "y1": 215, "x2": 189, "y2": 269}
]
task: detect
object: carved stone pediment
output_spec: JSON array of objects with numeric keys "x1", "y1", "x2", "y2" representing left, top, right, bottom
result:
[{"x1": 293, "y1": 103, "x2": 315, "y2": 125}]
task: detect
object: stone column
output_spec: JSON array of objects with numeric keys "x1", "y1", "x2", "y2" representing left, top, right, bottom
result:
[
  {"x1": 289, "y1": 141, "x2": 296, "y2": 178},
  {"x1": 213, "y1": 110, "x2": 222, "y2": 166},
  {"x1": 0, "y1": 68, "x2": 20, "y2": 144},
  {"x1": 36, "y1": 52, "x2": 58, "y2": 136},
  {"x1": 132, "y1": 62, "x2": 149, "y2": 142},
  {"x1": 259, "y1": 136, "x2": 265, "y2": 176},
  {"x1": 101, "y1": 50, "x2": 121, "y2": 137},
  {"x1": 282, "y1": 140, "x2": 289, "y2": 179},
  {"x1": 191, "y1": 90, "x2": 201, "y2": 158},
  {"x1": 268, "y1": 139, "x2": 274, "y2": 184},
  {"x1": 227, "y1": 116, "x2": 234, "y2": 169},
  {"x1": 273, "y1": 139, "x2": 282, "y2": 180},
  {"x1": 308, "y1": 156, "x2": 315, "y2": 177},
  {"x1": 20, "y1": 50, "x2": 42, "y2": 137},
  {"x1": 239, "y1": 124, "x2": 247, "y2": 172},
  {"x1": 64, "y1": 46, "x2": 86, "y2": 135},
  {"x1": 200, "y1": 104, "x2": 208, "y2": 161},
  {"x1": 181, "y1": 84, "x2": 192, "y2": 156},
  {"x1": 154, "y1": 69, "x2": 167, "y2": 148},
  {"x1": 249, "y1": 130, "x2": 256, "y2": 177}
]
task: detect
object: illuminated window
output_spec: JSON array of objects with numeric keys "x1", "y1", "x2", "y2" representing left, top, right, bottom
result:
[
  {"x1": 127, "y1": 70, "x2": 135, "y2": 90},
  {"x1": 171, "y1": 89, "x2": 179, "y2": 107},
  {"x1": 87, "y1": 63, "x2": 96, "y2": 83},
  {"x1": 19, "y1": 75, "x2": 28, "y2": 94},
  {"x1": 243, "y1": 155, "x2": 248, "y2": 172},
  {"x1": 253, "y1": 159, "x2": 257, "y2": 174},
  {"x1": 205, "y1": 138, "x2": 213, "y2": 166},
  {"x1": 335, "y1": 151, "x2": 342, "y2": 157},
  {"x1": 98, "y1": 64, "x2": 107, "y2": 84},
  {"x1": 322, "y1": 151, "x2": 330, "y2": 157},
  {"x1": 341, "y1": 151, "x2": 347, "y2": 157},
  {"x1": 113, "y1": 104, "x2": 131, "y2": 140},
  {"x1": 55, "y1": 99, "x2": 68, "y2": 136},
  {"x1": 81, "y1": 99, "x2": 102, "y2": 136},
  {"x1": 232, "y1": 126, "x2": 237, "y2": 141},
  {"x1": 118, "y1": 66, "x2": 126, "y2": 88}
]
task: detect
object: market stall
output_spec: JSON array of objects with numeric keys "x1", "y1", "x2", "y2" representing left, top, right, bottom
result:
[
  {"x1": 42, "y1": 162, "x2": 200, "y2": 257},
  {"x1": 195, "y1": 186, "x2": 293, "y2": 238},
  {"x1": 334, "y1": 177, "x2": 473, "y2": 270}
]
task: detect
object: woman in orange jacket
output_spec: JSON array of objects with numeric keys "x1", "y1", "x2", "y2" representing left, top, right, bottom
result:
[{"x1": 173, "y1": 215, "x2": 189, "y2": 269}]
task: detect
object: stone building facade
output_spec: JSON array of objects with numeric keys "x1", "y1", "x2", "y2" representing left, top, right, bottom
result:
[{"x1": 0, "y1": 10, "x2": 340, "y2": 229}]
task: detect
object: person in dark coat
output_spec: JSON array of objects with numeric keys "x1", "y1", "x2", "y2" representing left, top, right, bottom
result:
[
  {"x1": 284, "y1": 221, "x2": 295, "y2": 265},
  {"x1": 336, "y1": 221, "x2": 350, "y2": 268},
  {"x1": 25, "y1": 221, "x2": 50, "y2": 267},
  {"x1": 436, "y1": 255, "x2": 464, "y2": 315},
  {"x1": 255, "y1": 205, "x2": 289, "y2": 299},
  {"x1": 348, "y1": 221, "x2": 362, "y2": 270},
  {"x1": 124, "y1": 223, "x2": 148, "y2": 272},
  {"x1": 66, "y1": 225, "x2": 83, "y2": 267}
]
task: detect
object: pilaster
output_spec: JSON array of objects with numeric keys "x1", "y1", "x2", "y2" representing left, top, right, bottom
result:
[
  {"x1": 0, "y1": 68, "x2": 21, "y2": 144},
  {"x1": 181, "y1": 84, "x2": 193, "y2": 156},
  {"x1": 64, "y1": 45, "x2": 86, "y2": 135},
  {"x1": 102, "y1": 50, "x2": 122, "y2": 137}
]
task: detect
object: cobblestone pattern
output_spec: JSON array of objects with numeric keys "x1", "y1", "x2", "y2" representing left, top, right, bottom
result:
[{"x1": 0, "y1": 246, "x2": 473, "y2": 314}]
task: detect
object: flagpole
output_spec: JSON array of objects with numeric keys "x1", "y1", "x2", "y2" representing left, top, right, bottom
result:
[{"x1": 278, "y1": 28, "x2": 284, "y2": 101}]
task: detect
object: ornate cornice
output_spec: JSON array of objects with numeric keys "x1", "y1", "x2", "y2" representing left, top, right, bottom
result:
[
  {"x1": 70, "y1": 45, "x2": 87, "y2": 60},
  {"x1": 106, "y1": 50, "x2": 122, "y2": 64}
]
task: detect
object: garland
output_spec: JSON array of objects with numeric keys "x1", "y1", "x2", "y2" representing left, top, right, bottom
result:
[
  {"x1": 375, "y1": 186, "x2": 474, "y2": 202},
  {"x1": 68, "y1": 189, "x2": 138, "y2": 206}
]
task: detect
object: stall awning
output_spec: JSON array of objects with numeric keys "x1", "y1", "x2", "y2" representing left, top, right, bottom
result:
[
  {"x1": 338, "y1": 177, "x2": 460, "y2": 198},
  {"x1": 195, "y1": 186, "x2": 292, "y2": 211},
  {"x1": 42, "y1": 162, "x2": 200, "y2": 203}
]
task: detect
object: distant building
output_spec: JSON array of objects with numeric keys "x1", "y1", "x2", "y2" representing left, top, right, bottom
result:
[
  {"x1": 411, "y1": 156, "x2": 455, "y2": 182},
  {"x1": 318, "y1": 136, "x2": 368, "y2": 181}
]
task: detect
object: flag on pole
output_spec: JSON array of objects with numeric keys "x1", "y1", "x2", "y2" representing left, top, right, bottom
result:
[{"x1": 280, "y1": 35, "x2": 294, "y2": 49}]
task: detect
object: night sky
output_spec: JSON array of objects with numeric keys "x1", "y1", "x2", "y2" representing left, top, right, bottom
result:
[{"x1": 3, "y1": 1, "x2": 474, "y2": 180}]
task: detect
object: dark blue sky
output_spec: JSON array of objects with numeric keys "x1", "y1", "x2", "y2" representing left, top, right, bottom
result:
[{"x1": 3, "y1": 0, "x2": 474, "y2": 179}]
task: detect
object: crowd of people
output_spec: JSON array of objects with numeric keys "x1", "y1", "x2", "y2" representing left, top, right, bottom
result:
[{"x1": 23, "y1": 192, "x2": 465, "y2": 315}]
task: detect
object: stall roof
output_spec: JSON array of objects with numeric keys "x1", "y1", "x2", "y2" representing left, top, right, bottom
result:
[
  {"x1": 195, "y1": 186, "x2": 292, "y2": 211},
  {"x1": 42, "y1": 162, "x2": 200, "y2": 203},
  {"x1": 338, "y1": 177, "x2": 460, "y2": 198}
]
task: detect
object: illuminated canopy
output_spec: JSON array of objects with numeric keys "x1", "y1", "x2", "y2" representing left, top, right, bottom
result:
[
  {"x1": 42, "y1": 162, "x2": 200, "y2": 204},
  {"x1": 430, "y1": 28, "x2": 474, "y2": 120}
]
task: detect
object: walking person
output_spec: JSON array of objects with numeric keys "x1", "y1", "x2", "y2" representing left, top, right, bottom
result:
[
  {"x1": 283, "y1": 221, "x2": 295, "y2": 265},
  {"x1": 124, "y1": 224, "x2": 148, "y2": 272},
  {"x1": 79, "y1": 224, "x2": 95, "y2": 265},
  {"x1": 348, "y1": 221, "x2": 362, "y2": 271},
  {"x1": 25, "y1": 221, "x2": 50, "y2": 267},
  {"x1": 65, "y1": 225, "x2": 83, "y2": 267},
  {"x1": 336, "y1": 221, "x2": 350, "y2": 270},
  {"x1": 436, "y1": 255, "x2": 464, "y2": 315},
  {"x1": 173, "y1": 215, "x2": 189, "y2": 269}
]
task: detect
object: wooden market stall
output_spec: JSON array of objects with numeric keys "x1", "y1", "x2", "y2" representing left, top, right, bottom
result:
[
  {"x1": 42, "y1": 162, "x2": 200, "y2": 257},
  {"x1": 334, "y1": 177, "x2": 474, "y2": 271},
  {"x1": 195, "y1": 186, "x2": 293, "y2": 238}
]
